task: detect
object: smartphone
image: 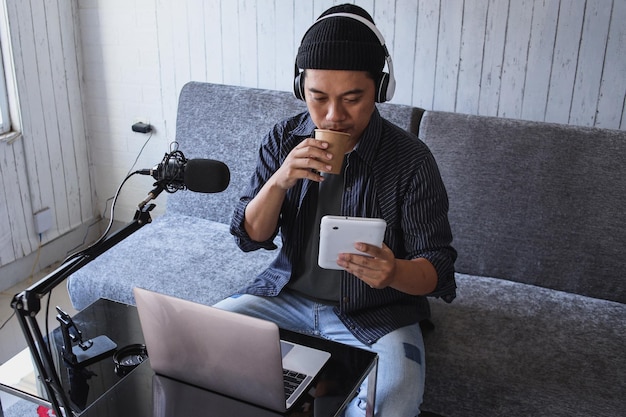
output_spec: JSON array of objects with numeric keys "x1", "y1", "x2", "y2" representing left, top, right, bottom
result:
[{"x1": 318, "y1": 215, "x2": 387, "y2": 270}]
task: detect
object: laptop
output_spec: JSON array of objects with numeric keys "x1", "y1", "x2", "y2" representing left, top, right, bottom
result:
[{"x1": 133, "y1": 287, "x2": 331, "y2": 412}]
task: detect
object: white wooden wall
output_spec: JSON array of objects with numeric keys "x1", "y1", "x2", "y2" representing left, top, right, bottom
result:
[
  {"x1": 1, "y1": 0, "x2": 625, "y2": 289},
  {"x1": 153, "y1": 0, "x2": 626, "y2": 129},
  {"x1": 0, "y1": 0, "x2": 93, "y2": 289}
]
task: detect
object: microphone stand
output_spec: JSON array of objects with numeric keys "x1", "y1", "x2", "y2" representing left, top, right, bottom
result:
[{"x1": 10, "y1": 193, "x2": 159, "y2": 417}]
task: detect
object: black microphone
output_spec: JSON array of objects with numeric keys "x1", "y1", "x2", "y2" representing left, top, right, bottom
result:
[
  {"x1": 182, "y1": 159, "x2": 230, "y2": 193},
  {"x1": 138, "y1": 150, "x2": 230, "y2": 194}
]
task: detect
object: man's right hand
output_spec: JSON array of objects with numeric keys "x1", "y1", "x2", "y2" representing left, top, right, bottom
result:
[
  {"x1": 272, "y1": 138, "x2": 334, "y2": 190},
  {"x1": 243, "y1": 138, "x2": 333, "y2": 242}
]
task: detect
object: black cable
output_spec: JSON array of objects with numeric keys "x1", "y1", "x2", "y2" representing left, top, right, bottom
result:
[
  {"x1": 64, "y1": 132, "x2": 154, "y2": 259},
  {"x1": 127, "y1": 132, "x2": 153, "y2": 176},
  {"x1": 61, "y1": 171, "x2": 136, "y2": 265},
  {"x1": 45, "y1": 290, "x2": 53, "y2": 360},
  {"x1": 0, "y1": 310, "x2": 15, "y2": 331}
]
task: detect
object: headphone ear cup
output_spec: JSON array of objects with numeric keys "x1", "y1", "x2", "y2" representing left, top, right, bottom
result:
[
  {"x1": 294, "y1": 72, "x2": 305, "y2": 101},
  {"x1": 376, "y1": 72, "x2": 389, "y2": 103}
]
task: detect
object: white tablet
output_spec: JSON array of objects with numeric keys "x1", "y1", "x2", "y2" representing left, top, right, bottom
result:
[{"x1": 318, "y1": 215, "x2": 387, "y2": 270}]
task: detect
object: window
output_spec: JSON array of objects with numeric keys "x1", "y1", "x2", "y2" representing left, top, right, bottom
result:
[
  {"x1": 0, "y1": 41, "x2": 10, "y2": 135},
  {"x1": 0, "y1": 1, "x2": 21, "y2": 142}
]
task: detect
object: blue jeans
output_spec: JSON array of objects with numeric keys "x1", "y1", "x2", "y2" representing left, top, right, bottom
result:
[{"x1": 213, "y1": 291, "x2": 425, "y2": 417}]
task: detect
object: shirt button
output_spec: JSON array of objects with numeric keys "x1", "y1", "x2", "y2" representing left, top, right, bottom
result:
[
  {"x1": 342, "y1": 296, "x2": 350, "y2": 304},
  {"x1": 345, "y1": 186, "x2": 352, "y2": 192}
]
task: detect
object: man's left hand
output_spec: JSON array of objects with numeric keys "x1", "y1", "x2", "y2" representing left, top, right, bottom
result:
[{"x1": 336, "y1": 243, "x2": 396, "y2": 289}]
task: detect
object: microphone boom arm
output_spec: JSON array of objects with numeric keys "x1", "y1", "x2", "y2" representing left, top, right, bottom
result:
[
  {"x1": 9, "y1": 144, "x2": 229, "y2": 416},
  {"x1": 10, "y1": 203, "x2": 156, "y2": 417}
]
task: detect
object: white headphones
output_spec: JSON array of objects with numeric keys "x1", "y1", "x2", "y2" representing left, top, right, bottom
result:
[{"x1": 293, "y1": 12, "x2": 396, "y2": 103}]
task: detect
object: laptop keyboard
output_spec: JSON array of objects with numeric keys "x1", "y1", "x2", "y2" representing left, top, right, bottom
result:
[{"x1": 283, "y1": 368, "x2": 307, "y2": 399}]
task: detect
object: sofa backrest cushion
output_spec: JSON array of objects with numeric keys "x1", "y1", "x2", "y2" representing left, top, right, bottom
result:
[
  {"x1": 420, "y1": 110, "x2": 626, "y2": 303},
  {"x1": 169, "y1": 82, "x2": 422, "y2": 224}
]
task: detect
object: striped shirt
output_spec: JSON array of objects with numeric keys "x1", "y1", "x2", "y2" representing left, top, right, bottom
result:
[{"x1": 230, "y1": 108, "x2": 457, "y2": 345}]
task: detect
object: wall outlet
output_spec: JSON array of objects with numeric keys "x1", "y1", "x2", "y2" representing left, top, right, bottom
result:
[
  {"x1": 132, "y1": 121, "x2": 152, "y2": 133},
  {"x1": 34, "y1": 207, "x2": 53, "y2": 235},
  {"x1": 132, "y1": 118, "x2": 152, "y2": 134}
]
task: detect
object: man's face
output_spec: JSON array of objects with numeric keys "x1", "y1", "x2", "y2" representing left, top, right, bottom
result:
[{"x1": 303, "y1": 69, "x2": 377, "y2": 148}]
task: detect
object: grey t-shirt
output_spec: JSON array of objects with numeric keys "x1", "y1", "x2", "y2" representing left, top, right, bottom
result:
[{"x1": 288, "y1": 159, "x2": 346, "y2": 302}]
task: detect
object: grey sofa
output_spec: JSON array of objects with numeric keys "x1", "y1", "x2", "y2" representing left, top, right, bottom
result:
[{"x1": 67, "y1": 82, "x2": 626, "y2": 417}]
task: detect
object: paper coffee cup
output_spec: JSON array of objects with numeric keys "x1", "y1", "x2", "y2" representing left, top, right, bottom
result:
[{"x1": 314, "y1": 129, "x2": 351, "y2": 174}]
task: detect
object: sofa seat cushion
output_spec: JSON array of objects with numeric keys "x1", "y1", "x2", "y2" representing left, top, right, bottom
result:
[
  {"x1": 422, "y1": 274, "x2": 626, "y2": 417},
  {"x1": 67, "y1": 214, "x2": 280, "y2": 310}
]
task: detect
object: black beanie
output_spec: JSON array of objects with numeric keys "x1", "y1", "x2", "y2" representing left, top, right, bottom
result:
[{"x1": 296, "y1": 4, "x2": 385, "y2": 73}]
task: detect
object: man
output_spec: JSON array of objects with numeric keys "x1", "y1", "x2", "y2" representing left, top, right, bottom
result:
[{"x1": 215, "y1": 4, "x2": 456, "y2": 416}]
